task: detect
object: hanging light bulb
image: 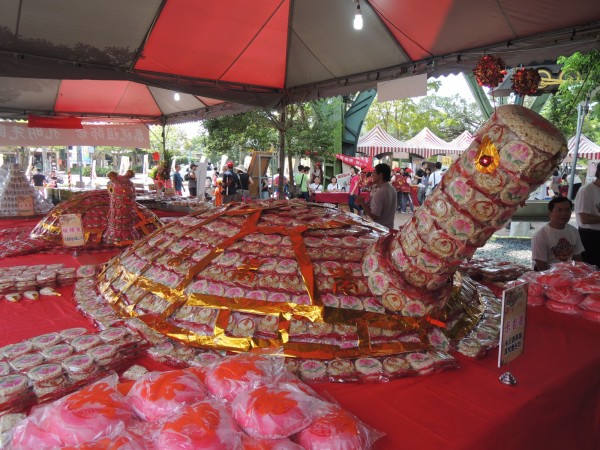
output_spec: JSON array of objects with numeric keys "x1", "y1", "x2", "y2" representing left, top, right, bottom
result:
[
  {"x1": 173, "y1": 92, "x2": 181, "y2": 101},
  {"x1": 353, "y1": 1, "x2": 363, "y2": 30}
]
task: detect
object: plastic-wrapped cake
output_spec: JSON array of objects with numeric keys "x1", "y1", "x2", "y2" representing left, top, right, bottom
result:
[
  {"x1": 0, "y1": 163, "x2": 53, "y2": 216},
  {"x1": 95, "y1": 106, "x2": 567, "y2": 375}
]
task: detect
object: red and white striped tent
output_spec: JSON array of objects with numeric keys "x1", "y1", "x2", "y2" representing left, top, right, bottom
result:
[
  {"x1": 568, "y1": 134, "x2": 600, "y2": 160},
  {"x1": 448, "y1": 131, "x2": 475, "y2": 151},
  {"x1": 356, "y1": 125, "x2": 405, "y2": 157},
  {"x1": 400, "y1": 127, "x2": 465, "y2": 159}
]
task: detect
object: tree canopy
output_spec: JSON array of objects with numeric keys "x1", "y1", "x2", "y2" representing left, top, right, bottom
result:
[
  {"x1": 363, "y1": 80, "x2": 484, "y2": 141},
  {"x1": 541, "y1": 50, "x2": 600, "y2": 143}
]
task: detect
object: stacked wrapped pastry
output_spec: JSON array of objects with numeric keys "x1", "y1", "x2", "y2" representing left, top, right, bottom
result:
[{"x1": 91, "y1": 105, "x2": 566, "y2": 376}]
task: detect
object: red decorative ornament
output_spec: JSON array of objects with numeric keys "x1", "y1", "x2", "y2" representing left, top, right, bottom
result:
[
  {"x1": 473, "y1": 55, "x2": 507, "y2": 88},
  {"x1": 152, "y1": 152, "x2": 160, "y2": 161},
  {"x1": 478, "y1": 155, "x2": 493, "y2": 167},
  {"x1": 511, "y1": 68, "x2": 541, "y2": 96}
]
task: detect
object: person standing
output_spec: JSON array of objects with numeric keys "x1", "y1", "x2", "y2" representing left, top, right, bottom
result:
[
  {"x1": 574, "y1": 164, "x2": 600, "y2": 268},
  {"x1": 222, "y1": 161, "x2": 242, "y2": 203},
  {"x1": 532, "y1": 197, "x2": 584, "y2": 271},
  {"x1": 348, "y1": 166, "x2": 362, "y2": 214},
  {"x1": 391, "y1": 168, "x2": 404, "y2": 212},
  {"x1": 311, "y1": 162, "x2": 323, "y2": 184},
  {"x1": 236, "y1": 165, "x2": 252, "y2": 200},
  {"x1": 172, "y1": 165, "x2": 184, "y2": 196},
  {"x1": 355, "y1": 163, "x2": 396, "y2": 229},
  {"x1": 415, "y1": 162, "x2": 428, "y2": 204},
  {"x1": 293, "y1": 165, "x2": 307, "y2": 200},
  {"x1": 31, "y1": 168, "x2": 47, "y2": 198},
  {"x1": 550, "y1": 169, "x2": 561, "y2": 197},
  {"x1": 428, "y1": 162, "x2": 443, "y2": 195},
  {"x1": 187, "y1": 164, "x2": 198, "y2": 198},
  {"x1": 400, "y1": 168, "x2": 415, "y2": 214}
]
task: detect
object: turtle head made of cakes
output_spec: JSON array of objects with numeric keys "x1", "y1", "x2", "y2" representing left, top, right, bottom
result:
[{"x1": 97, "y1": 105, "x2": 566, "y2": 362}]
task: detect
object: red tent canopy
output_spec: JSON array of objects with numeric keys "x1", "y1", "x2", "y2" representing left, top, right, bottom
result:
[
  {"x1": 356, "y1": 125, "x2": 405, "y2": 157},
  {"x1": 0, "y1": 1, "x2": 599, "y2": 122}
]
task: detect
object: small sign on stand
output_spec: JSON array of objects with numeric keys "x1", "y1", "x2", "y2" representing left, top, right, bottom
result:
[
  {"x1": 59, "y1": 213, "x2": 85, "y2": 255},
  {"x1": 498, "y1": 283, "x2": 528, "y2": 385},
  {"x1": 17, "y1": 195, "x2": 34, "y2": 216}
]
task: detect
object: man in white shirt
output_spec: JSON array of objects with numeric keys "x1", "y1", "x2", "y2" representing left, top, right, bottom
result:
[
  {"x1": 356, "y1": 163, "x2": 397, "y2": 229},
  {"x1": 532, "y1": 197, "x2": 584, "y2": 271},
  {"x1": 575, "y1": 164, "x2": 600, "y2": 268}
]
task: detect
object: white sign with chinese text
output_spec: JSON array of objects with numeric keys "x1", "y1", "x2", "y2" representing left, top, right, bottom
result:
[
  {"x1": 59, "y1": 214, "x2": 85, "y2": 247},
  {"x1": 498, "y1": 283, "x2": 528, "y2": 367},
  {"x1": 0, "y1": 123, "x2": 150, "y2": 148},
  {"x1": 17, "y1": 195, "x2": 34, "y2": 216},
  {"x1": 335, "y1": 171, "x2": 352, "y2": 191}
]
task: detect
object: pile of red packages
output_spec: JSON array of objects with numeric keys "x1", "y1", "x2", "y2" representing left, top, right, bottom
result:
[{"x1": 516, "y1": 262, "x2": 600, "y2": 323}]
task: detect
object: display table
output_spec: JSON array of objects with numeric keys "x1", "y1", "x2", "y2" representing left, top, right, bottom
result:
[
  {"x1": 0, "y1": 222, "x2": 598, "y2": 449},
  {"x1": 311, "y1": 191, "x2": 370, "y2": 204}
]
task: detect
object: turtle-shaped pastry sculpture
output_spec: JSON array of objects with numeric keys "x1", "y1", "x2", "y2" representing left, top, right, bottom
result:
[
  {"x1": 96, "y1": 106, "x2": 567, "y2": 378},
  {"x1": 0, "y1": 171, "x2": 162, "y2": 258}
]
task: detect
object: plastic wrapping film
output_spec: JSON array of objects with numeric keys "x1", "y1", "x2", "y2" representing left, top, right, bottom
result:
[
  {"x1": 6, "y1": 354, "x2": 385, "y2": 449},
  {"x1": 515, "y1": 261, "x2": 600, "y2": 323}
]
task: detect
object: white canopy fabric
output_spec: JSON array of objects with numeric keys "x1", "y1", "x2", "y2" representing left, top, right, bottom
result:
[
  {"x1": 400, "y1": 128, "x2": 464, "y2": 159},
  {"x1": 448, "y1": 131, "x2": 475, "y2": 151},
  {"x1": 568, "y1": 134, "x2": 600, "y2": 160},
  {"x1": 357, "y1": 125, "x2": 405, "y2": 157}
]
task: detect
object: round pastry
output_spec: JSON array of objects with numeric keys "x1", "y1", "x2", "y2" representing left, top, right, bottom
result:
[
  {"x1": 232, "y1": 384, "x2": 324, "y2": 439},
  {"x1": 127, "y1": 369, "x2": 208, "y2": 421},
  {"x1": 59, "y1": 328, "x2": 88, "y2": 340},
  {"x1": 41, "y1": 344, "x2": 73, "y2": 361},
  {"x1": 0, "y1": 362, "x2": 9, "y2": 377},
  {"x1": 299, "y1": 360, "x2": 328, "y2": 382},
  {"x1": 158, "y1": 400, "x2": 240, "y2": 449},
  {"x1": 10, "y1": 353, "x2": 45, "y2": 371},
  {"x1": 1, "y1": 341, "x2": 33, "y2": 359},
  {"x1": 76, "y1": 265, "x2": 98, "y2": 278},
  {"x1": 27, "y1": 363, "x2": 63, "y2": 382},
  {"x1": 87, "y1": 344, "x2": 118, "y2": 365},
  {"x1": 382, "y1": 356, "x2": 410, "y2": 375},
  {"x1": 98, "y1": 327, "x2": 130, "y2": 343},
  {"x1": 204, "y1": 356, "x2": 270, "y2": 402},
  {"x1": 30, "y1": 332, "x2": 63, "y2": 350},
  {"x1": 296, "y1": 406, "x2": 369, "y2": 450},
  {"x1": 406, "y1": 352, "x2": 435, "y2": 374},
  {"x1": 354, "y1": 358, "x2": 383, "y2": 381},
  {"x1": 0, "y1": 374, "x2": 29, "y2": 401},
  {"x1": 326, "y1": 359, "x2": 355, "y2": 380},
  {"x1": 62, "y1": 354, "x2": 95, "y2": 382},
  {"x1": 71, "y1": 334, "x2": 101, "y2": 352}
]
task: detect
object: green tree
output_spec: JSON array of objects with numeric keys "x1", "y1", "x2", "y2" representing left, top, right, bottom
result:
[
  {"x1": 363, "y1": 80, "x2": 484, "y2": 141},
  {"x1": 541, "y1": 50, "x2": 600, "y2": 142}
]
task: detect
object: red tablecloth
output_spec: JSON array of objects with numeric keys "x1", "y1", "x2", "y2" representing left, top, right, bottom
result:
[
  {"x1": 311, "y1": 191, "x2": 370, "y2": 204},
  {"x1": 0, "y1": 248, "x2": 598, "y2": 449}
]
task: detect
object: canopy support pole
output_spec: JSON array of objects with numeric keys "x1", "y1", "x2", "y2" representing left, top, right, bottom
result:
[
  {"x1": 277, "y1": 99, "x2": 286, "y2": 200},
  {"x1": 568, "y1": 102, "x2": 588, "y2": 199}
]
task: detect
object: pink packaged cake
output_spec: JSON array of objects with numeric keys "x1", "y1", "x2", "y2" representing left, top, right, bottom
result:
[
  {"x1": 296, "y1": 405, "x2": 381, "y2": 450},
  {"x1": 232, "y1": 384, "x2": 326, "y2": 439},
  {"x1": 204, "y1": 354, "x2": 272, "y2": 402},
  {"x1": 43, "y1": 377, "x2": 134, "y2": 446},
  {"x1": 127, "y1": 369, "x2": 208, "y2": 421},
  {"x1": 158, "y1": 400, "x2": 240, "y2": 449}
]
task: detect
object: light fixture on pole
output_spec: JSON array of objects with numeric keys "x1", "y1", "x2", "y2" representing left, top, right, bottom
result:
[
  {"x1": 353, "y1": 0, "x2": 363, "y2": 30},
  {"x1": 173, "y1": 92, "x2": 181, "y2": 101}
]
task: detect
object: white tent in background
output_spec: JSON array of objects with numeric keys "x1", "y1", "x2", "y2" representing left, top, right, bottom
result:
[
  {"x1": 357, "y1": 125, "x2": 405, "y2": 157},
  {"x1": 448, "y1": 131, "x2": 475, "y2": 151},
  {"x1": 567, "y1": 134, "x2": 600, "y2": 160},
  {"x1": 400, "y1": 128, "x2": 464, "y2": 159}
]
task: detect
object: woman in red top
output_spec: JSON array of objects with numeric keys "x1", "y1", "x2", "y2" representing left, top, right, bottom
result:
[{"x1": 348, "y1": 167, "x2": 362, "y2": 215}]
